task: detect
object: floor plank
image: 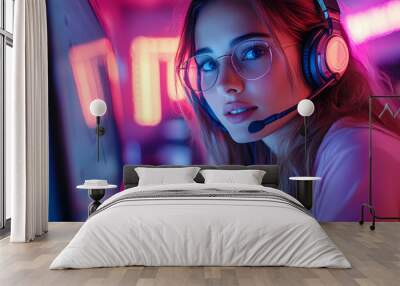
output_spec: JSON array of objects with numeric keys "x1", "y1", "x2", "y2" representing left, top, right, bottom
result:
[{"x1": 0, "y1": 222, "x2": 399, "y2": 286}]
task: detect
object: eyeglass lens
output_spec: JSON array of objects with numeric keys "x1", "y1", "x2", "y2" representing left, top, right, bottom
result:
[{"x1": 181, "y1": 40, "x2": 272, "y2": 92}]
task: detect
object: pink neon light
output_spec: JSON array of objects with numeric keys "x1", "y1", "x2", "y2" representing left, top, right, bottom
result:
[
  {"x1": 130, "y1": 37, "x2": 184, "y2": 127},
  {"x1": 105, "y1": 46, "x2": 124, "y2": 132},
  {"x1": 69, "y1": 38, "x2": 123, "y2": 128},
  {"x1": 345, "y1": 0, "x2": 400, "y2": 44}
]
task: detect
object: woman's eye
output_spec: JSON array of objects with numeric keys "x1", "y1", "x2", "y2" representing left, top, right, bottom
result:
[
  {"x1": 199, "y1": 59, "x2": 217, "y2": 72},
  {"x1": 242, "y1": 46, "x2": 267, "y2": 60}
]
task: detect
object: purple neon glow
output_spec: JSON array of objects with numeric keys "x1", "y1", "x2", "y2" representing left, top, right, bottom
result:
[{"x1": 345, "y1": 0, "x2": 400, "y2": 44}]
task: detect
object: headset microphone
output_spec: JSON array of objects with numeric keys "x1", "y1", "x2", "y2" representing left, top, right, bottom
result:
[{"x1": 247, "y1": 75, "x2": 337, "y2": 134}]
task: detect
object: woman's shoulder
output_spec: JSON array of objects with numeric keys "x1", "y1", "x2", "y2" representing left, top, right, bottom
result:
[
  {"x1": 319, "y1": 116, "x2": 400, "y2": 152},
  {"x1": 315, "y1": 116, "x2": 400, "y2": 168},
  {"x1": 313, "y1": 116, "x2": 400, "y2": 221}
]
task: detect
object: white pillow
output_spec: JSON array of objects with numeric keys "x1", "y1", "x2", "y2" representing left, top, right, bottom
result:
[
  {"x1": 200, "y1": 169, "x2": 266, "y2": 185},
  {"x1": 135, "y1": 167, "x2": 201, "y2": 186}
]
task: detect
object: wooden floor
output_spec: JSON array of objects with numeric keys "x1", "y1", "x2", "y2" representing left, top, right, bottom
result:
[{"x1": 0, "y1": 222, "x2": 399, "y2": 286}]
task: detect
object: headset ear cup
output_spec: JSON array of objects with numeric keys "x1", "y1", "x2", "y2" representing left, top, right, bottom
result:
[
  {"x1": 303, "y1": 28, "x2": 342, "y2": 89},
  {"x1": 325, "y1": 35, "x2": 350, "y2": 76},
  {"x1": 302, "y1": 29, "x2": 321, "y2": 89},
  {"x1": 310, "y1": 31, "x2": 330, "y2": 87}
]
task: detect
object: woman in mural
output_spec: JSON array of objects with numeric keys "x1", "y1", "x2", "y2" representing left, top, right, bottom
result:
[{"x1": 175, "y1": 0, "x2": 400, "y2": 221}]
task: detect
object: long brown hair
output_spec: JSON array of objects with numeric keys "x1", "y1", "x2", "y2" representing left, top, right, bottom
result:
[{"x1": 175, "y1": 0, "x2": 399, "y2": 194}]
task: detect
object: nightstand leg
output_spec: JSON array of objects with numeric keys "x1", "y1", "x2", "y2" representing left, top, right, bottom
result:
[
  {"x1": 297, "y1": 180, "x2": 313, "y2": 210},
  {"x1": 88, "y1": 189, "x2": 105, "y2": 216},
  {"x1": 88, "y1": 201, "x2": 102, "y2": 216}
]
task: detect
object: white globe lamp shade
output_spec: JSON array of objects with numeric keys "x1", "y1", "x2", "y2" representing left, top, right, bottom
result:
[
  {"x1": 297, "y1": 99, "x2": 315, "y2": 117},
  {"x1": 90, "y1": 99, "x2": 107, "y2": 117}
]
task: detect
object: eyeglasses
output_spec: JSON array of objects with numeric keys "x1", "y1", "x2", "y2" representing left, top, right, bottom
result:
[{"x1": 179, "y1": 39, "x2": 273, "y2": 92}]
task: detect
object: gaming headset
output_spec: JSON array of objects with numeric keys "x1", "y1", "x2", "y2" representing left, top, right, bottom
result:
[
  {"x1": 190, "y1": 0, "x2": 350, "y2": 134},
  {"x1": 302, "y1": 0, "x2": 349, "y2": 89}
]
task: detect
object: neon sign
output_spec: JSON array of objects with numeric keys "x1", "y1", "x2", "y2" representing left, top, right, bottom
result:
[
  {"x1": 69, "y1": 38, "x2": 122, "y2": 128},
  {"x1": 70, "y1": 37, "x2": 184, "y2": 128},
  {"x1": 130, "y1": 37, "x2": 184, "y2": 126},
  {"x1": 379, "y1": 103, "x2": 400, "y2": 119}
]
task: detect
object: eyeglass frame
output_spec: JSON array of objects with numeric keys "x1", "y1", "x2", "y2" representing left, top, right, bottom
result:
[{"x1": 179, "y1": 39, "x2": 274, "y2": 93}]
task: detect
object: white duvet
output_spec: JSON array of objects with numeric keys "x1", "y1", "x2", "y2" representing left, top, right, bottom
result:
[{"x1": 50, "y1": 183, "x2": 351, "y2": 269}]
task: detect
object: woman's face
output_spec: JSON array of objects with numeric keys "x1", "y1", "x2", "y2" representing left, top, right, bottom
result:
[{"x1": 194, "y1": 0, "x2": 311, "y2": 143}]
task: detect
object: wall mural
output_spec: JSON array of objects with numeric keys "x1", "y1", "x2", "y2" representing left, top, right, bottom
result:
[{"x1": 47, "y1": 0, "x2": 400, "y2": 222}]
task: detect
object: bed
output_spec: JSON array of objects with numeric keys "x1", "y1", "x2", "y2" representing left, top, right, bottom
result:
[{"x1": 50, "y1": 165, "x2": 351, "y2": 269}]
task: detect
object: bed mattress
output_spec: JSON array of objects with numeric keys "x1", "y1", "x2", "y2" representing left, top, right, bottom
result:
[{"x1": 50, "y1": 183, "x2": 351, "y2": 269}]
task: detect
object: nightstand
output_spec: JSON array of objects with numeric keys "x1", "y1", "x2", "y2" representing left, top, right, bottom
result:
[
  {"x1": 289, "y1": 176, "x2": 321, "y2": 210},
  {"x1": 77, "y1": 180, "x2": 117, "y2": 216}
]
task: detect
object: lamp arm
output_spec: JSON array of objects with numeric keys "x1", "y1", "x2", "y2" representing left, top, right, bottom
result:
[
  {"x1": 96, "y1": 116, "x2": 100, "y2": 162},
  {"x1": 95, "y1": 116, "x2": 106, "y2": 162},
  {"x1": 304, "y1": 116, "x2": 308, "y2": 176},
  {"x1": 96, "y1": 117, "x2": 106, "y2": 136}
]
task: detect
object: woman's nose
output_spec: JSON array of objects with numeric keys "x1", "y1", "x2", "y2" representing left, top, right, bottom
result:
[{"x1": 215, "y1": 58, "x2": 244, "y2": 97}]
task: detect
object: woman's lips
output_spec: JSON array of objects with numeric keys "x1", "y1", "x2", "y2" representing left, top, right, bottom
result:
[{"x1": 223, "y1": 102, "x2": 258, "y2": 124}]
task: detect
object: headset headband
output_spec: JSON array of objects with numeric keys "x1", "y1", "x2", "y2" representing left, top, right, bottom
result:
[
  {"x1": 316, "y1": 0, "x2": 340, "y2": 16},
  {"x1": 315, "y1": 0, "x2": 341, "y2": 31}
]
